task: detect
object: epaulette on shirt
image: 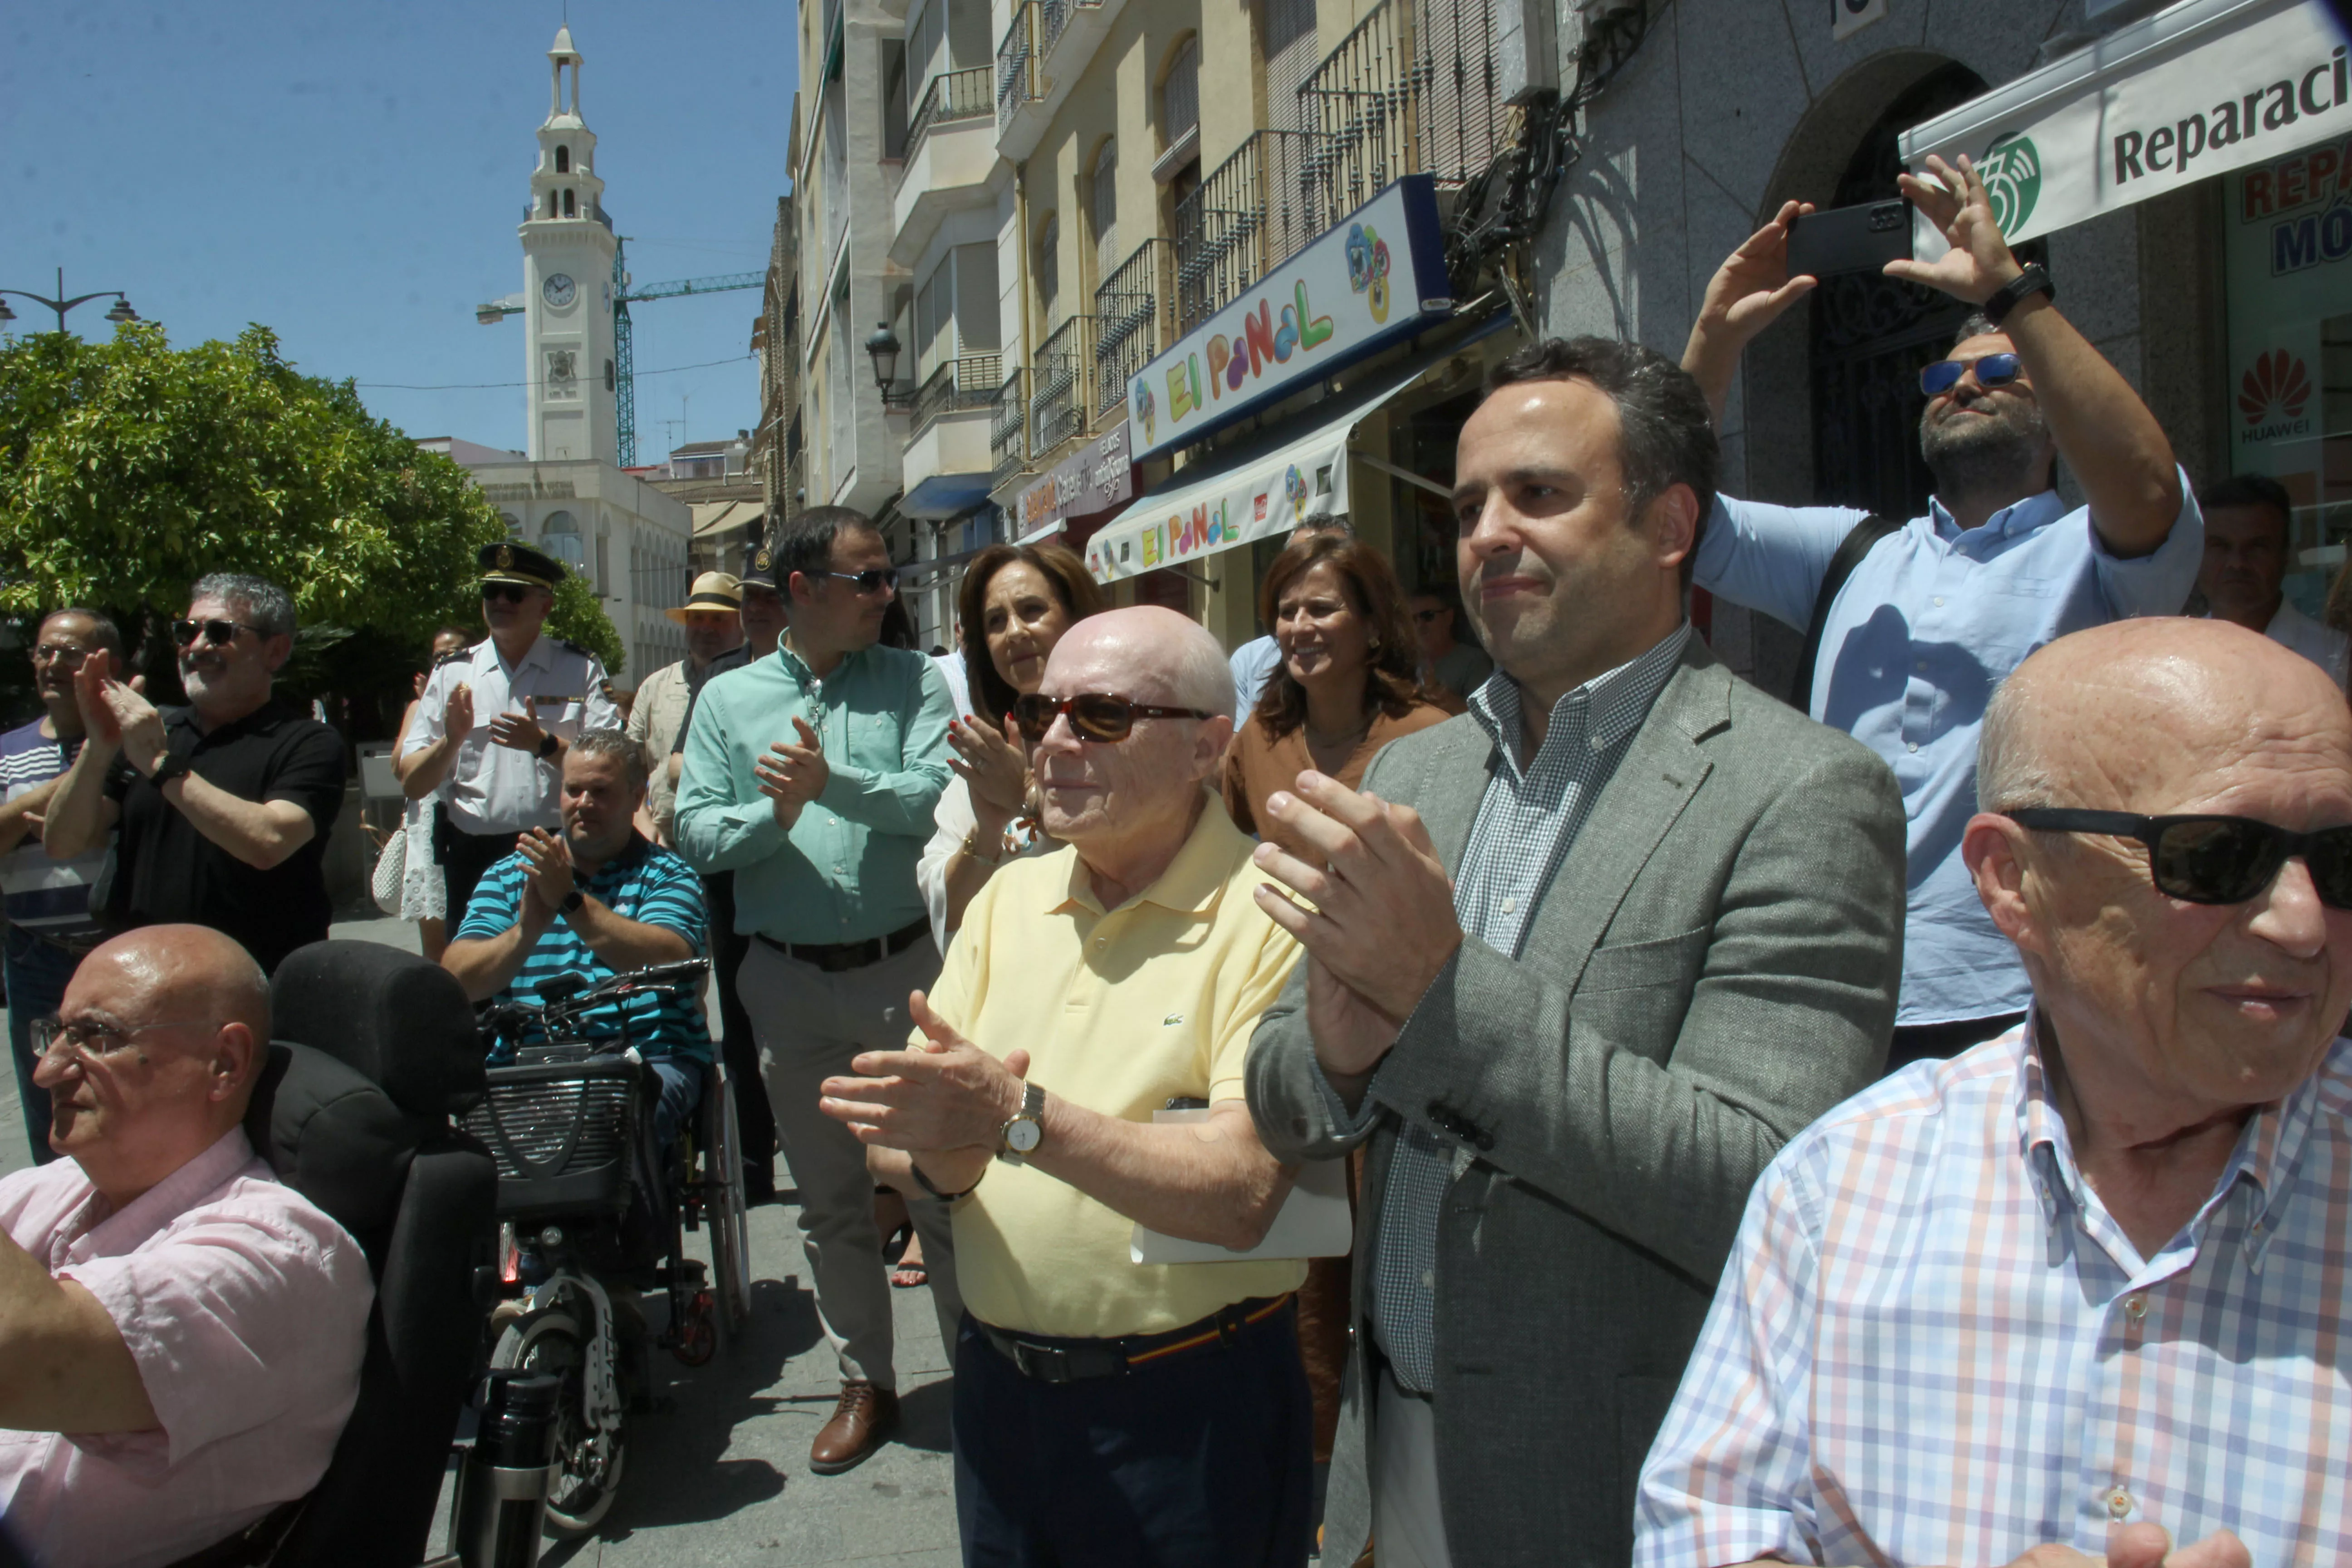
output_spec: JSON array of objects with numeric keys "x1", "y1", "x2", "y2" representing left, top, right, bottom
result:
[
  {"x1": 432, "y1": 647, "x2": 470, "y2": 668},
  {"x1": 557, "y1": 638, "x2": 593, "y2": 660}
]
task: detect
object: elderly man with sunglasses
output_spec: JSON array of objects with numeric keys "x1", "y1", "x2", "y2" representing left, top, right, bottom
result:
[
  {"x1": 0, "y1": 924, "x2": 372, "y2": 1568},
  {"x1": 42, "y1": 575, "x2": 346, "y2": 976},
  {"x1": 1681, "y1": 154, "x2": 2201, "y2": 1073},
  {"x1": 1634, "y1": 617, "x2": 2352, "y2": 1568},
  {"x1": 818, "y1": 606, "x2": 1314, "y2": 1568},
  {"x1": 400, "y1": 541, "x2": 620, "y2": 923},
  {"x1": 676, "y1": 506, "x2": 962, "y2": 1476}
]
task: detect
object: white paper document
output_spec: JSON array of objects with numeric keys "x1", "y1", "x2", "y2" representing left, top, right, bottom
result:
[{"x1": 1129, "y1": 1108, "x2": 1356, "y2": 1264}]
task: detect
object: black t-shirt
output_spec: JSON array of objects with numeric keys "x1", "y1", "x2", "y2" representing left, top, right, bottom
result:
[{"x1": 103, "y1": 698, "x2": 347, "y2": 973}]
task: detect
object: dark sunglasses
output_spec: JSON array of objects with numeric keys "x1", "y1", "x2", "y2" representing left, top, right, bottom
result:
[
  {"x1": 481, "y1": 583, "x2": 533, "y2": 604},
  {"x1": 171, "y1": 618, "x2": 264, "y2": 648},
  {"x1": 1920, "y1": 353, "x2": 2023, "y2": 397},
  {"x1": 2005, "y1": 808, "x2": 2352, "y2": 909},
  {"x1": 816, "y1": 568, "x2": 898, "y2": 594},
  {"x1": 1011, "y1": 692, "x2": 1215, "y2": 745}
]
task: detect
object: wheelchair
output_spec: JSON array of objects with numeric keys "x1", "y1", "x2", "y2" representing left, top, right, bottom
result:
[{"x1": 458, "y1": 957, "x2": 752, "y2": 1537}]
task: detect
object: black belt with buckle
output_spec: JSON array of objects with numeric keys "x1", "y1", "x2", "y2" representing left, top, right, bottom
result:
[
  {"x1": 975, "y1": 1294, "x2": 1294, "y2": 1384},
  {"x1": 754, "y1": 916, "x2": 930, "y2": 974}
]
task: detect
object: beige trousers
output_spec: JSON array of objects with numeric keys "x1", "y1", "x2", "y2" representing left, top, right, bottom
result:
[{"x1": 739, "y1": 936, "x2": 962, "y2": 1390}]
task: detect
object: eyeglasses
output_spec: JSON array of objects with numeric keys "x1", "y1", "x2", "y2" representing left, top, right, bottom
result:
[
  {"x1": 1010, "y1": 692, "x2": 1215, "y2": 745},
  {"x1": 481, "y1": 583, "x2": 533, "y2": 604},
  {"x1": 32, "y1": 643, "x2": 92, "y2": 664},
  {"x1": 172, "y1": 618, "x2": 264, "y2": 648},
  {"x1": 2004, "y1": 808, "x2": 2352, "y2": 909},
  {"x1": 816, "y1": 568, "x2": 899, "y2": 595},
  {"x1": 1920, "y1": 353, "x2": 2024, "y2": 397},
  {"x1": 31, "y1": 1014, "x2": 214, "y2": 1065}
]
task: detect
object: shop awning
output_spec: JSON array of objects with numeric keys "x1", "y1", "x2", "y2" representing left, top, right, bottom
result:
[
  {"x1": 1899, "y1": 0, "x2": 2350, "y2": 250},
  {"x1": 1083, "y1": 316, "x2": 1507, "y2": 584}
]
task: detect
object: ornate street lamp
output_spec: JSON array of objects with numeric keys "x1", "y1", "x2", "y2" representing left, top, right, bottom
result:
[{"x1": 0, "y1": 269, "x2": 139, "y2": 334}]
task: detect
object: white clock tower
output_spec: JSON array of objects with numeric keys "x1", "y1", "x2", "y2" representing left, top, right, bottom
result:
[{"x1": 521, "y1": 26, "x2": 619, "y2": 466}]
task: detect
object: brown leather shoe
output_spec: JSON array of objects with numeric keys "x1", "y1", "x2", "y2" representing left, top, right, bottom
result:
[{"x1": 809, "y1": 1381, "x2": 899, "y2": 1474}]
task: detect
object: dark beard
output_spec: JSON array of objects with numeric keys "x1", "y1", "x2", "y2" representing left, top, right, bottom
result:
[{"x1": 1919, "y1": 396, "x2": 2051, "y2": 511}]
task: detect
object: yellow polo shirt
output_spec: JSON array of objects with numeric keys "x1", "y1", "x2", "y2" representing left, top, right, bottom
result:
[{"x1": 921, "y1": 794, "x2": 1308, "y2": 1340}]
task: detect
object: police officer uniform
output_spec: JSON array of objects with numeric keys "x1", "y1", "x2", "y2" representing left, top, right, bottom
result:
[{"x1": 405, "y1": 541, "x2": 621, "y2": 921}]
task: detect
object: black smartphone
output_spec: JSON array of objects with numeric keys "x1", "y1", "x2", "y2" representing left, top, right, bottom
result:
[{"x1": 1786, "y1": 199, "x2": 1912, "y2": 279}]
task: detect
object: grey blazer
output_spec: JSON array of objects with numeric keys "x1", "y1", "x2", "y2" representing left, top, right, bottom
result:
[{"x1": 1245, "y1": 640, "x2": 1906, "y2": 1568}]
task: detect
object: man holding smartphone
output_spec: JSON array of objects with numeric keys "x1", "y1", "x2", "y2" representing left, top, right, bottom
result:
[{"x1": 1682, "y1": 152, "x2": 2200, "y2": 1072}]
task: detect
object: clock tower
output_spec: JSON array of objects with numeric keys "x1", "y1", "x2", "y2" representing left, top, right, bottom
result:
[{"x1": 521, "y1": 26, "x2": 619, "y2": 465}]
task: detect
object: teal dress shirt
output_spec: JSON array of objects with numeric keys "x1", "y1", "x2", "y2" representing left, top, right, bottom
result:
[{"x1": 674, "y1": 642, "x2": 953, "y2": 944}]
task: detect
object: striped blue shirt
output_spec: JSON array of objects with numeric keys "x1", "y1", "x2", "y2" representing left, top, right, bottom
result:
[
  {"x1": 455, "y1": 835, "x2": 712, "y2": 1063},
  {"x1": 0, "y1": 719, "x2": 106, "y2": 939}
]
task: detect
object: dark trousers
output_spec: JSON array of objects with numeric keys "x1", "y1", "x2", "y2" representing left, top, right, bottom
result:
[
  {"x1": 435, "y1": 817, "x2": 520, "y2": 928},
  {"x1": 1885, "y1": 1009, "x2": 2028, "y2": 1077},
  {"x1": 951, "y1": 1304, "x2": 1314, "y2": 1568},
  {"x1": 700, "y1": 873, "x2": 774, "y2": 1181},
  {"x1": 4, "y1": 928, "x2": 80, "y2": 1164}
]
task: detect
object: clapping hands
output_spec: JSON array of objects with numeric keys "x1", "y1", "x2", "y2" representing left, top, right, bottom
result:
[{"x1": 755, "y1": 716, "x2": 829, "y2": 827}]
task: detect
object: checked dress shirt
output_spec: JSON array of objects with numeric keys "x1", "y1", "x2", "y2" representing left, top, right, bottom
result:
[
  {"x1": 1637, "y1": 1018, "x2": 2352, "y2": 1567},
  {"x1": 1324, "y1": 625, "x2": 1690, "y2": 1393}
]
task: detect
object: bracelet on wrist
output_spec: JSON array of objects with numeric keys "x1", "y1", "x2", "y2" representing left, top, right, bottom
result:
[
  {"x1": 909, "y1": 1160, "x2": 975, "y2": 1201},
  {"x1": 961, "y1": 827, "x2": 1010, "y2": 867}
]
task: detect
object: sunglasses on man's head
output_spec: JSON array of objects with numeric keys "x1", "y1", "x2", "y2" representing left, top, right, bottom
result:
[
  {"x1": 1920, "y1": 353, "x2": 2024, "y2": 398},
  {"x1": 815, "y1": 568, "x2": 899, "y2": 595},
  {"x1": 481, "y1": 583, "x2": 532, "y2": 604},
  {"x1": 2005, "y1": 808, "x2": 2352, "y2": 909},
  {"x1": 1010, "y1": 692, "x2": 1215, "y2": 745},
  {"x1": 172, "y1": 618, "x2": 263, "y2": 648}
]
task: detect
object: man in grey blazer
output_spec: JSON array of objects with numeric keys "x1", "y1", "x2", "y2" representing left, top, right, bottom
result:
[{"x1": 1244, "y1": 337, "x2": 1906, "y2": 1568}]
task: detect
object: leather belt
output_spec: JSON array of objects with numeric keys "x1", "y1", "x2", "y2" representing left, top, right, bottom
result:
[
  {"x1": 974, "y1": 1294, "x2": 1294, "y2": 1384},
  {"x1": 754, "y1": 917, "x2": 930, "y2": 974}
]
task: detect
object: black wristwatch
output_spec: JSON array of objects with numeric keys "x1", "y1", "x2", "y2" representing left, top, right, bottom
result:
[
  {"x1": 538, "y1": 732, "x2": 559, "y2": 760},
  {"x1": 1982, "y1": 262, "x2": 2055, "y2": 329},
  {"x1": 147, "y1": 752, "x2": 190, "y2": 789},
  {"x1": 560, "y1": 889, "x2": 585, "y2": 915}
]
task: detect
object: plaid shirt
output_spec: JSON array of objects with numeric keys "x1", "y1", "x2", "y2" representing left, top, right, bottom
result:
[
  {"x1": 1346, "y1": 625, "x2": 1690, "y2": 1393},
  {"x1": 1636, "y1": 1016, "x2": 2352, "y2": 1567}
]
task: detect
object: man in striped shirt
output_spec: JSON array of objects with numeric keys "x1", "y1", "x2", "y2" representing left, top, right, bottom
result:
[
  {"x1": 1635, "y1": 617, "x2": 2352, "y2": 1568},
  {"x1": 445, "y1": 730, "x2": 710, "y2": 1148}
]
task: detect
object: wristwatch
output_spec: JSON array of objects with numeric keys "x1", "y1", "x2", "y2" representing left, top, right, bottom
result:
[
  {"x1": 147, "y1": 752, "x2": 190, "y2": 789},
  {"x1": 997, "y1": 1080, "x2": 1045, "y2": 1165},
  {"x1": 560, "y1": 889, "x2": 585, "y2": 915},
  {"x1": 1982, "y1": 262, "x2": 2055, "y2": 329},
  {"x1": 537, "y1": 732, "x2": 560, "y2": 760}
]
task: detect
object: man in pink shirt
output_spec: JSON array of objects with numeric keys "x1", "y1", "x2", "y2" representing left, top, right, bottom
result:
[{"x1": 0, "y1": 925, "x2": 372, "y2": 1568}]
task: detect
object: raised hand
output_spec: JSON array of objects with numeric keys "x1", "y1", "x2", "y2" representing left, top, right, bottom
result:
[
  {"x1": 445, "y1": 681, "x2": 476, "y2": 736},
  {"x1": 487, "y1": 705, "x2": 545, "y2": 755},
  {"x1": 1695, "y1": 199, "x2": 1820, "y2": 344},
  {"x1": 818, "y1": 988, "x2": 1024, "y2": 1153},
  {"x1": 517, "y1": 826, "x2": 576, "y2": 915},
  {"x1": 947, "y1": 710, "x2": 1029, "y2": 822},
  {"x1": 1888, "y1": 152, "x2": 2023, "y2": 305},
  {"x1": 755, "y1": 715, "x2": 829, "y2": 825}
]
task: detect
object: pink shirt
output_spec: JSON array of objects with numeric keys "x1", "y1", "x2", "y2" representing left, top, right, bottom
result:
[{"x1": 0, "y1": 1129, "x2": 373, "y2": 1568}]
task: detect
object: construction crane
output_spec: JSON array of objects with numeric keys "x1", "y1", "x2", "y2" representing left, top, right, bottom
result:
[{"x1": 477, "y1": 236, "x2": 762, "y2": 467}]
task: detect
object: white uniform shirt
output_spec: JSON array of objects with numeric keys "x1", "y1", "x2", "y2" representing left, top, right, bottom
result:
[{"x1": 404, "y1": 633, "x2": 618, "y2": 834}]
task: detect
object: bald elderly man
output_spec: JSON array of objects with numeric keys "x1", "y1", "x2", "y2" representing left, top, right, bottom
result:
[
  {"x1": 818, "y1": 608, "x2": 1314, "y2": 1568},
  {"x1": 1634, "y1": 618, "x2": 2352, "y2": 1568},
  {"x1": 0, "y1": 926, "x2": 372, "y2": 1568}
]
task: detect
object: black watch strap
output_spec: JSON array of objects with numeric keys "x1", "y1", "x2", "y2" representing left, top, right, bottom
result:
[
  {"x1": 909, "y1": 1161, "x2": 973, "y2": 1202},
  {"x1": 538, "y1": 732, "x2": 559, "y2": 760},
  {"x1": 147, "y1": 752, "x2": 190, "y2": 789},
  {"x1": 560, "y1": 889, "x2": 585, "y2": 914},
  {"x1": 1983, "y1": 263, "x2": 2055, "y2": 329}
]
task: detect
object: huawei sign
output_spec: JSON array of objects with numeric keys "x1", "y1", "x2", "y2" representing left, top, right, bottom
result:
[{"x1": 2239, "y1": 349, "x2": 2313, "y2": 427}]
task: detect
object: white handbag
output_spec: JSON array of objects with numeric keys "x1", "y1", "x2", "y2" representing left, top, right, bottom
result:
[{"x1": 370, "y1": 829, "x2": 407, "y2": 916}]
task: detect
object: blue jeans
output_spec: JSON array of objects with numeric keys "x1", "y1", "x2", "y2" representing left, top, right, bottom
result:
[
  {"x1": 650, "y1": 1058, "x2": 703, "y2": 1153},
  {"x1": 5, "y1": 928, "x2": 83, "y2": 1165}
]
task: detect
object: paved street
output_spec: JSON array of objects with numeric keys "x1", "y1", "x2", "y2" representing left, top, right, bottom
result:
[{"x1": 1, "y1": 918, "x2": 964, "y2": 1566}]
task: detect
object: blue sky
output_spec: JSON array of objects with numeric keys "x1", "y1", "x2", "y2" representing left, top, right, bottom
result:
[{"x1": 0, "y1": 1, "x2": 793, "y2": 461}]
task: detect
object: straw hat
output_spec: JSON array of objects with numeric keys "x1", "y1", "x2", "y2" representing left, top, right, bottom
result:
[{"x1": 664, "y1": 572, "x2": 744, "y2": 625}]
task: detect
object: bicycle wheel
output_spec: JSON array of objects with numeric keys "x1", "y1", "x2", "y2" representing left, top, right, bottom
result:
[
  {"x1": 490, "y1": 1305, "x2": 627, "y2": 1537},
  {"x1": 704, "y1": 1062, "x2": 753, "y2": 1333}
]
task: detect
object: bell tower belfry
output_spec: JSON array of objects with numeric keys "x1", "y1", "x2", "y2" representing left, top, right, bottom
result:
[{"x1": 520, "y1": 25, "x2": 619, "y2": 464}]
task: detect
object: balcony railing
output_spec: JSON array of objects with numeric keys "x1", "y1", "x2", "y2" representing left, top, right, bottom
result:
[
  {"x1": 904, "y1": 65, "x2": 992, "y2": 169},
  {"x1": 1092, "y1": 239, "x2": 1171, "y2": 422},
  {"x1": 996, "y1": 2, "x2": 1039, "y2": 132},
  {"x1": 991, "y1": 366, "x2": 1029, "y2": 486},
  {"x1": 1028, "y1": 315, "x2": 1094, "y2": 458},
  {"x1": 1298, "y1": 0, "x2": 1505, "y2": 203},
  {"x1": 1172, "y1": 129, "x2": 1325, "y2": 332},
  {"x1": 912, "y1": 351, "x2": 1003, "y2": 433}
]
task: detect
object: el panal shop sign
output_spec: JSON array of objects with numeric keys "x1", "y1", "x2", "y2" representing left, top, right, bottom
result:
[
  {"x1": 1126, "y1": 175, "x2": 1452, "y2": 461},
  {"x1": 1899, "y1": 0, "x2": 2351, "y2": 250}
]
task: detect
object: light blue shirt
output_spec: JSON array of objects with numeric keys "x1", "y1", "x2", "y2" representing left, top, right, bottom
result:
[
  {"x1": 1229, "y1": 635, "x2": 1281, "y2": 715},
  {"x1": 1693, "y1": 479, "x2": 2201, "y2": 1027}
]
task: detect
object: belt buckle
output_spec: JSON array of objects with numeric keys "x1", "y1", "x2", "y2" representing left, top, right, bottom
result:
[{"x1": 1012, "y1": 1340, "x2": 1074, "y2": 1384}]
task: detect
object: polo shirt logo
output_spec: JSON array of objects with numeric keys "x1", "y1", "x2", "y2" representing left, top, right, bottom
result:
[{"x1": 1163, "y1": 1013, "x2": 1184, "y2": 1026}]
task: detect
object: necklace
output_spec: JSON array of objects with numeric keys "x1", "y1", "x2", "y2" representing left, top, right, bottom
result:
[{"x1": 1302, "y1": 715, "x2": 1372, "y2": 750}]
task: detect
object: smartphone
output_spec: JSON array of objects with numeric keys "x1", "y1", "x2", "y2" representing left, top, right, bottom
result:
[{"x1": 1786, "y1": 199, "x2": 1912, "y2": 279}]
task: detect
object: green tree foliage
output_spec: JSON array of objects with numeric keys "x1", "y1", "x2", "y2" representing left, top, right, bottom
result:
[{"x1": 547, "y1": 570, "x2": 625, "y2": 677}]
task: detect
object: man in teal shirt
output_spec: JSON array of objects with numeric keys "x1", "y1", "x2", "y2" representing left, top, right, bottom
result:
[{"x1": 676, "y1": 507, "x2": 959, "y2": 1476}]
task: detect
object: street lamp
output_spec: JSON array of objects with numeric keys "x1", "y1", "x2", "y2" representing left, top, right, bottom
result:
[
  {"x1": 0, "y1": 269, "x2": 139, "y2": 334},
  {"x1": 865, "y1": 322, "x2": 912, "y2": 408}
]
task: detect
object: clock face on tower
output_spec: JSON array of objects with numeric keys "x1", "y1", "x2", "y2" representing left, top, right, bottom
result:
[{"x1": 542, "y1": 273, "x2": 577, "y2": 309}]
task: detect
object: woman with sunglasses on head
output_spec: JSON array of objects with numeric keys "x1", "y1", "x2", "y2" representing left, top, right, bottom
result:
[{"x1": 916, "y1": 543, "x2": 1104, "y2": 952}]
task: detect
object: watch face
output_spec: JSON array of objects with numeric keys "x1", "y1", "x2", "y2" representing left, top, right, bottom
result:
[
  {"x1": 542, "y1": 273, "x2": 577, "y2": 309},
  {"x1": 1005, "y1": 1118, "x2": 1042, "y2": 1154}
]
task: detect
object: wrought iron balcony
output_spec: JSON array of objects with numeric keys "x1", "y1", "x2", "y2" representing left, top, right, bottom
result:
[
  {"x1": 1172, "y1": 129, "x2": 1325, "y2": 333},
  {"x1": 995, "y1": 3, "x2": 1040, "y2": 133},
  {"x1": 990, "y1": 366, "x2": 1029, "y2": 486},
  {"x1": 1092, "y1": 239, "x2": 1171, "y2": 422},
  {"x1": 1300, "y1": 0, "x2": 1505, "y2": 203},
  {"x1": 905, "y1": 66, "x2": 992, "y2": 168},
  {"x1": 911, "y1": 351, "x2": 1004, "y2": 434},
  {"x1": 1027, "y1": 315, "x2": 1094, "y2": 458}
]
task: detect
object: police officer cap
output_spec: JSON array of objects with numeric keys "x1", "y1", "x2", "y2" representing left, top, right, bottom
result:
[
  {"x1": 479, "y1": 540, "x2": 565, "y2": 591},
  {"x1": 740, "y1": 542, "x2": 779, "y2": 591}
]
